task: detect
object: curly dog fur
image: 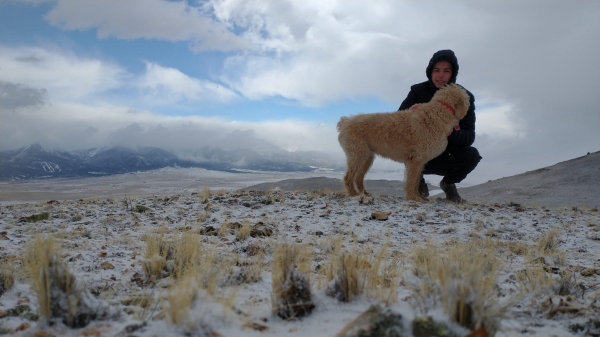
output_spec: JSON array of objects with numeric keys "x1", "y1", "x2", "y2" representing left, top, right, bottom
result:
[{"x1": 337, "y1": 84, "x2": 470, "y2": 201}]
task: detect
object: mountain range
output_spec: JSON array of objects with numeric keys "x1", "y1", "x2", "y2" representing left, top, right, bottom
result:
[{"x1": 0, "y1": 143, "x2": 340, "y2": 181}]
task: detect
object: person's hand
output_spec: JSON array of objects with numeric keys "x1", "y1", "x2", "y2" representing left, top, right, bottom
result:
[{"x1": 409, "y1": 103, "x2": 422, "y2": 110}]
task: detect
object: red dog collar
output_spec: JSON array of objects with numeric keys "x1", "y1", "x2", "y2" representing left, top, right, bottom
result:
[
  {"x1": 438, "y1": 100, "x2": 455, "y2": 115},
  {"x1": 438, "y1": 100, "x2": 460, "y2": 131}
]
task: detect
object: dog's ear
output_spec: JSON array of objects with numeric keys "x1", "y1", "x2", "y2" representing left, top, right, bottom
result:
[{"x1": 453, "y1": 86, "x2": 470, "y2": 119}]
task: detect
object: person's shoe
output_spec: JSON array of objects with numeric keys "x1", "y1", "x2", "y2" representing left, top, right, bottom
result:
[
  {"x1": 440, "y1": 179, "x2": 463, "y2": 203},
  {"x1": 418, "y1": 177, "x2": 429, "y2": 198}
]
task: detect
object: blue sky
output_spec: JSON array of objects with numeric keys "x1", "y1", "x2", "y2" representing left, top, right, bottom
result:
[
  {"x1": 1, "y1": 0, "x2": 599, "y2": 184},
  {"x1": 0, "y1": 0, "x2": 390, "y2": 122}
]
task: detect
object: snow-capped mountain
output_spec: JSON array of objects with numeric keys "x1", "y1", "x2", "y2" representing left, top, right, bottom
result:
[{"x1": 0, "y1": 143, "x2": 340, "y2": 180}]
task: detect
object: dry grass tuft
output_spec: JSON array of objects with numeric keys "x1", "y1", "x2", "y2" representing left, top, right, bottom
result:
[
  {"x1": 172, "y1": 233, "x2": 202, "y2": 279},
  {"x1": 516, "y1": 258, "x2": 583, "y2": 298},
  {"x1": 325, "y1": 250, "x2": 368, "y2": 302},
  {"x1": 196, "y1": 245, "x2": 220, "y2": 296},
  {"x1": 142, "y1": 228, "x2": 172, "y2": 281},
  {"x1": 506, "y1": 241, "x2": 529, "y2": 256},
  {"x1": 23, "y1": 235, "x2": 61, "y2": 318},
  {"x1": 324, "y1": 243, "x2": 400, "y2": 304},
  {"x1": 320, "y1": 187, "x2": 333, "y2": 197},
  {"x1": 318, "y1": 235, "x2": 343, "y2": 257},
  {"x1": 408, "y1": 239, "x2": 505, "y2": 334},
  {"x1": 166, "y1": 272, "x2": 198, "y2": 326},
  {"x1": 366, "y1": 242, "x2": 401, "y2": 304},
  {"x1": 218, "y1": 220, "x2": 232, "y2": 237},
  {"x1": 24, "y1": 235, "x2": 110, "y2": 327},
  {"x1": 536, "y1": 228, "x2": 560, "y2": 254},
  {"x1": 202, "y1": 186, "x2": 210, "y2": 203},
  {"x1": 271, "y1": 242, "x2": 315, "y2": 320},
  {"x1": 235, "y1": 220, "x2": 252, "y2": 241},
  {"x1": 534, "y1": 228, "x2": 566, "y2": 265},
  {"x1": 223, "y1": 253, "x2": 264, "y2": 286},
  {"x1": 0, "y1": 258, "x2": 16, "y2": 296},
  {"x1": 142, "y1": 228, "x2": 222, "y2": 296},
  {"x1": 122, "y1": 292, "x2": 156, "y2": 320}
]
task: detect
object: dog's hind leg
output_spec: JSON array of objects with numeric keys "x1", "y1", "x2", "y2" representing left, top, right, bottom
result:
[
  {"x1": 354, "y1": 152, "x2": 375, "y2": 196},
  {"x1": 343, "y1": 156, "x2": 359, "y2": 196},
  {"x1": 343, "y1": 171, "x2": 358, "y2": 196},
  {"x1": 404, "y1": 159, "x2": 427, "y2": 201}
]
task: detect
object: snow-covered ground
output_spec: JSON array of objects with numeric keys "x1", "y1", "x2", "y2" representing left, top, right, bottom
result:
[
  {"x1": 0, "y1": 168, "x2": 349, "y2": 205},
  {"x1": 1, "y1": 181, "x2": 599, "y2": 336}
]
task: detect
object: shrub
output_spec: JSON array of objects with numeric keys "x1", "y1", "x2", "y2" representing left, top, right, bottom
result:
[
  {"x1": 408, "y1": 240, "x2": 505, "y2": 335},
  {"x1": 24, "y1": 235, "x2": 112, "y2": 328},
  {"x1": 271, "y1": 242, "x2": 315, "y2": 319}
]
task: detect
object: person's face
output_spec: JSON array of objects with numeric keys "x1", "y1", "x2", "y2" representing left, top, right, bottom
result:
[{"x1": 431, "y1": 60, "x2": 453, "y2": 88}]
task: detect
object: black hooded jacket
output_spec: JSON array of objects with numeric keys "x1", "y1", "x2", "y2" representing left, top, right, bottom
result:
[{"x1": 398, "y1": 50, "x2": 476, "y2": 150}]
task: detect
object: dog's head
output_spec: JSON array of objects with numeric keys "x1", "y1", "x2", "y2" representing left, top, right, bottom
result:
[{"x1": 432, "y1": 83, "x2": 470, "y2": 120}]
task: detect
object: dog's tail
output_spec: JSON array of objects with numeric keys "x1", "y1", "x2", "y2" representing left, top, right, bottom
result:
[{"x1": 337, "y1": 117, "x2": 349, "y2": 132}]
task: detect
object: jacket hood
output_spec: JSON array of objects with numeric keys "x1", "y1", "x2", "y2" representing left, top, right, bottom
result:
[{"x1": 426, "y1": 49, "x2": 459, "y2": 85}]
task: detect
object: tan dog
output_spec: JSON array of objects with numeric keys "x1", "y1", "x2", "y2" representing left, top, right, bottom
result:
[{"x1": 337, "y1": 84, "x2": 470, "y2": 201}]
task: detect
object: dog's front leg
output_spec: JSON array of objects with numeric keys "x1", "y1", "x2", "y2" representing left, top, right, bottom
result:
[{"x1": 404, "y1": 160, "x2": 427, "y2": 201}]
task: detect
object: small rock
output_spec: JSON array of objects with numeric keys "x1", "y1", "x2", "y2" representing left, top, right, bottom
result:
[
  {"x1": 319, "y1": 209, "x2": 332, "y2": 217},
  {"x1": 244, "y1": 322, "x2": 269, "y2": 332},
  {"x1": 250, "y1": 222, "x2": 274, "y2": 238},
  {"x1": 6, "y1": 305, "x2": 32, "y2": 317},
  {"x1": 465, "y1": 327, "x2": 490, "y2": 337},
  {"x1": 371, "y1": 211, "x2": 392, "y2": 221},
  {"x1": 199, "y1": 226, "x2": 218, "y2": 236},
  {"x1": 134, "y1": 205, "x2": 151, "y2": 213},
  {"x1": 336, "y1": 305, "x2": 404, "y2": 337},
  {"x1": 101, "y1": 262, "x2": 115, "y2": 269},
  {"x1": 412, "y1": 316, "x2": 461, "y2": 337},
  {"x1": 82, "y1": 329, "x2": 101, "y2": 337},
  {"x1": 15, "y1": 323, "x2": 31, "y2": 331},
  {"x1": 17, "y1": 298, "x2": 30, "y2": 305},
  {"x1": 20, "y1": 212, "x2": 50, "y2": 223}
]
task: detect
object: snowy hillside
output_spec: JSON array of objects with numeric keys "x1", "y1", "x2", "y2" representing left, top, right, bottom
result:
[{"x1": 1, "y1": 189, "x2": 599, "y2": 337}]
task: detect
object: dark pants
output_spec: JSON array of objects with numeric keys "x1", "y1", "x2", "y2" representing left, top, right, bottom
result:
[{"x1": 423, "y1": 146, "x2": 481, "y2": 184}]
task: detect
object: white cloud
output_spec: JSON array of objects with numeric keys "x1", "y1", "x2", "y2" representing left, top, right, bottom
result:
[
  {"x1": 137, "y1": 62, "x2": 239, "y2": 105},
  {"x1": 213, "y1": 1, "x2": 427, "y2": 105},
  {"x1": 0, "y1": 101, "x2": 341, "y2": 155},
  {"x1": 0, "y1": 45, "x2": 238, "y2": 106},
  {"x1": 0, "y1": 45, "x2": 126, "y2": 100},
  {"x1": 45, "y1": 0, "x2": 251, "y2": 52},
  {"x1": 476, "y1": 104, "x2": 521, "y2": 140}
]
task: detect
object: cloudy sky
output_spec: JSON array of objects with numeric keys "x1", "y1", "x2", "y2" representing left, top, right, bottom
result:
[{"x1": 1, "y1": 0, "x2": 598, "y2": 185}]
